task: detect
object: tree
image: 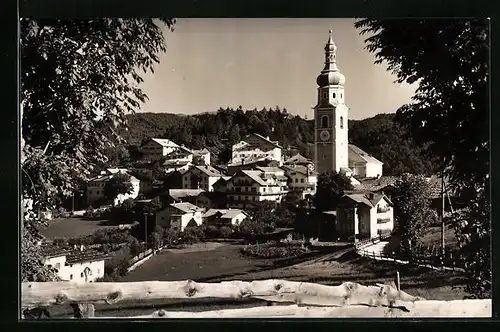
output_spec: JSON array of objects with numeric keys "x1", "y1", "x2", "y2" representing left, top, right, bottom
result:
[
  {"x1": 228, "y1": 124, "x2": 241, "y2": 144},
  {"x1": 21, "y1": 18, "x2": 175, "y2": 282},
  {"x1": 390, "y1": 174, "x2": 435, "y2": 249},
  {"x1": 354, "y1": 18, "x2": 489, "y2": 298},
  {"x1": 314, "y1": 171, "x2": 354, "y2": 211},
  {"x1": 103, "y1": 173, "x2": 134, "y2": 203}
]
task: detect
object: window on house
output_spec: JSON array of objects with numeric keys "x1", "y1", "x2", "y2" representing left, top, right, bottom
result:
[
  {"x1": 340, "y1": 116, "x2": 344, "y2": 129},
  {"x1": 301, "y1": 178, "x2": 305, "y2": 183},
  {"x1": 295, "y1": 178, "x2": 298, "y2": 183},
  {"x1": 323, "y1": 92, "x2": 327, "y2": 99},
  {"x1": 321, "y1": 115, "x2": 328, "y2": 128},
  {"x1": 81, "y1": 272, "x2": 84, "y2": 278},
  {"x1": 55, "y1": 263, "x2": 60, "y2": 269},
  {"x1": 333, "y1": 92, "x2": 336, "y2": 98},
  {"x1": 70, "y1": 274, "x2": 73, "y2": 280},
  {"x1": 96, "y1": 191, "x2": 100, "y2": 195}
]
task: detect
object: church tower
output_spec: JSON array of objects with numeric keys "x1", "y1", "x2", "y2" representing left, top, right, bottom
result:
[{"x1": 314, "y1": 30, "x2": 349, "y2": 175}]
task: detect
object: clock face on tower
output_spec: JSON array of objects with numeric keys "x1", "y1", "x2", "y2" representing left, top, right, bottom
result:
[{"x1": 320, "y1": 130, "x2": 330, "y2": 141}]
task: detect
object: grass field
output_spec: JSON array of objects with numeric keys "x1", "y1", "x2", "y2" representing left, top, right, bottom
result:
[
  {"x1": 45, "y1": 241, "x2": 468, "y2": 318},
  {"x1": 39, "y1": 217, "x2": 117, "y2": 240}
]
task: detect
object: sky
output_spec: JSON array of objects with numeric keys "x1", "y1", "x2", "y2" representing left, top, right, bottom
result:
[{"x1": 140, "y1": 18, "x2": 416, "y2": 120}]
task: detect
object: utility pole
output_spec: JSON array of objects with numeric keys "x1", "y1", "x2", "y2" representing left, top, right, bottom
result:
[
  {"x1": 72, "y1": 192, "x2": 75, "y2": 212},
  {"x1": 144, "y1": 213, "x2": 148, "y2": 248}
]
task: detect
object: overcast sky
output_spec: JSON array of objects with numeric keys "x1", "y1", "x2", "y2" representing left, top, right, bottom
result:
[{"x1": 139, "y1": 18, "x2": 416, "y2": 120}]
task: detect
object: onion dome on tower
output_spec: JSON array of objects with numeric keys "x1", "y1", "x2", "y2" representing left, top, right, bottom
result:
[{"x1": 316, "y1": 30, "x2": 346, "y2": 87}]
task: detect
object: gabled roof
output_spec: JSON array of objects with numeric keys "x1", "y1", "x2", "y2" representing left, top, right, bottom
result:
[
  {"x1": 284, "y1": 153, "x2": 312, "y2": 165},
  {"x1": 348, "y1": 144, "x2": 383, "y2": 165},
  {"x1": 168, "y1": 189, "x2": 205, "y2": 201},
  {"x1": 203, "y1": 208, "x2": 247, "y2": 219},
  {"x1": 191, "y1": 165, "x2": 223, "y2": 177},
  {"x1": 239, "y1": 170, "x2": 268, "y2": 186},
  {"x1": 340, "y1": 192, "x2": 392, "y2": 208},
  {"x1": 256, "y1": 166, "x2": 284, "y2": 174},
  {"x1": 355, "y1": 176, "x2": 400, "y2": 191},
  {"x1": 163, "y1": 159, "x2": 192, "y2": 166},
  {"x1": 247, "y1": 133, "x2": 282, "y2": 149},
  {"x1": 65, "y1": 250, "x2": 109, "y2": 264},
  {"x1": 281, "y1": 165, "x2": 317, "y2": 176},
  {"x1": 227, "y1": 156, "x2": 275, "y2": 167},
  {"x1": 169, "y1": 202, "x2": 204, "y2": 214},
  {"x1": 149, "y1": 138, "x2": 179, "y2": 148},
  {"x1": 197, "y1": 191, "x2": 226, "y2": 201}
]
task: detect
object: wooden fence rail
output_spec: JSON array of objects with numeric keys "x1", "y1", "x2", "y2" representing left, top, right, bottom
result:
[
  {"x1": 21, "y1": 280, "x2": 491, "y2": 318},
  {"x1": 356, "y1": 248, "x2": 465, "y2": 272}
]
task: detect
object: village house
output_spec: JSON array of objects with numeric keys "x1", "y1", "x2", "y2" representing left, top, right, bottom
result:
[
  {"x1": 43, "y1": 245, "x2": 107, "y2": 283},
  {"x1": 140, "y1": 138, "x2": 179, "y2": 161},
  {"x1": 281, "y1": 164, "x2": 318, "y2": 199},
  {"x1": 212, "y1": 176, "x2": 232, "y2": 193},
  {"x1": 155, "y1": 202, "x2": 205, "y2": 232},
  {"x1": 335, "y1": 192, "x2": 394, "y2": 241},
  {"x1": 86, "y1": 168, "x2": 140, "y2": 206},
  {"x1": 195, "y1": 191, "x2": 227, "y2": 209},
  {"x1": 347, "y1": 144, "x2": 384, "y2": 179},
  {"x1": 230, "y1": 133, "x2": 283, "y2": 167},
  {"x1": 226, "y1": 158, "x2": 280, "y2": 176},
  {"x1": 181, "y1": 165, "x2": 224, "y2": 191},
  {"x1": 284, "y1": 153, "x2": 315, "y2": 171},
  {"x1": 202, "y1": 208, "x2": 249, "y2": 227},
  {"x1": 165, "y1": 188, "x2": 206, "y2": 205},
  {"x1": 225, "y1": 169, "x2": 288, "y2": 209}
]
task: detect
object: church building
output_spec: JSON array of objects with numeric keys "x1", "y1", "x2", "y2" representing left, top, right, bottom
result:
[{"x1": 314, "y1": 31, "x2": 383, "y2": 179}]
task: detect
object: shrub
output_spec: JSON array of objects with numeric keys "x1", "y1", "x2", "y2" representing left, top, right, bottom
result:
[
  {"x1": 180, "y1": 225, "x2": 204, "y2": 245},
  {"x1": 241, "y1": 242, "x2": 308, "y2": 259},
  {"x1": 219, "y1": 226, "x2": 233, "y2": 239},
  {"x1": 162, "y1": 228, "x2": 181, "y2": 247}
]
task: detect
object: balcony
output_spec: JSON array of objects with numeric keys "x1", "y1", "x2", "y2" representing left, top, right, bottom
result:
[
  {"x1": 377, "y1": 206, "x2": 391, "y2": 213},
  {"x1": 377, "y1": 218, "x2": 391, "y2": 224}
]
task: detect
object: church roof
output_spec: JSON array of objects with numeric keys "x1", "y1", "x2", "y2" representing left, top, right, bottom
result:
[{"x1": 348, "y1": 144, "x2": 383, "y2": 165}]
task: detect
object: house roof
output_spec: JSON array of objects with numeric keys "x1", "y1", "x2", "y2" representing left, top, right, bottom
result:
[
  {"x1": 42, "y1": 245, "x2": 72, "y2": 259},
  {"x1": 348, "y1": 144, "x2": 383, "y2": 165},
  {"x1": 256, "y1": 166, "x2": 284, "y2": 174},
  {"x1": 281, "y1": 164, "x2": 316, "y2": 176},
  {"x1": 169, "y1": 189, "x2": 205, "y2": 201},
  {"x1": 248, "y1": 133, "x2": 282, "y2": 149},
  {"x1": 192, "y1": 165, "x2": 223, "y2": 177},
  {"x1": 354, "y1": 175, "x2": 444, "y2": 199},
  {"x1": 340, "y1": 192, "x2": 392, "y2": 208},
  {"x1": 163, "y1": 159, "x2": 192, "y2": 166},
  {"x1": 240, "y1": 170, "x2": 268, "y2": 186},
  {"x1": 65, "y1": 250, "x2": 109, "y2": 264},
  {"x1": 197, "y1": 191, "x2": 226, "y2": 201},
  {"x1": 227, "y1": 156, "x2": 275, "y2": 167},
  {"x1": 355, "y1": 176, "x2": 400, "y2": 191},
  {"x1": 150, "y1": 138, "x2": 179, "y2": 148},
  {"x1": 284, "y1": 153, "x2": 312, "y2": 165},
  {"x1": 170, "y1": 202, "x2": 204, "y2": 214},
  {"x1": 203, "y1": 208, "x2": 247, "y2": 219}
]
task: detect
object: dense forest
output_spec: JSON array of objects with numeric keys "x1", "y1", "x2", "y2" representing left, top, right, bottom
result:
[{"x1": 117, "y1": 106, "x2": 438, "y2": 176}]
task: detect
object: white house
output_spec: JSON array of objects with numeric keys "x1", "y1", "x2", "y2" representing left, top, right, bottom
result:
[
  {"x1": 155, "y1": 202, "x2": 204, "y2": 232},
  {"x1": 202, "y1": 209, "x2": 249, "y2": 226},
  {"x1": 43, "y1": 246, "x2": 106, "y2": 283},
  {"x1": 226, "y1": 169, "x2": 288, "y2": 209},
  {"x1": 348, "y1": 144, "x2": 384, "y2": 179},
  {"x1": 230, "y1": 133, "x2": 283, "y2": 166},
  {"x1": 141, "y1": 138, "x2": 179, "y2": 161},
  {"x1": 281, "y1": 165, "x2": 318, "y2": 197},
  {"x1": 335, "y1": 192, "x2": 394, "y2": 240},
  {"x1": 86, "y1": 169, "x2": 140, "y2": 206},
  {"x1": 181, "y1": 165, "x2": 224, "y2": 191}
]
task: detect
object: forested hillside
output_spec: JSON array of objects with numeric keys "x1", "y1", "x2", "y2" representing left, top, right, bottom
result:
[{"x1": 119, "y1": 106, "x2": 438, "y2": 176}]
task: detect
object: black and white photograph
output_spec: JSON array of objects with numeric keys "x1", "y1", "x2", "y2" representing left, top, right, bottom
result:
[{"x1": 20, "y1": 17, "x2": 491, "y2": 319}]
